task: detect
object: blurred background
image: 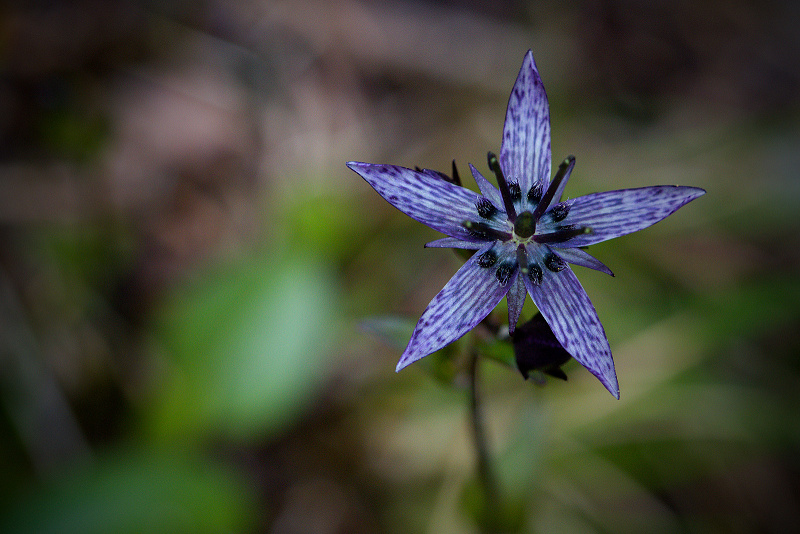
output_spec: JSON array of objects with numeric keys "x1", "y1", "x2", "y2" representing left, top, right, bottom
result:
[{"x1": 0, "y1": 0, "x2": 799, "y2": 532}]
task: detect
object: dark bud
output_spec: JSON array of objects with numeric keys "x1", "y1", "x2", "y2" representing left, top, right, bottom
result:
[{"x1": 512, "y1": 313, "x2": 572, "y2": 381}]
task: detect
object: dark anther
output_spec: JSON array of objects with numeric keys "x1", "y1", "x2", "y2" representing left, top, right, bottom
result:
[
  {"x1": 477, "y1": 249, "x2": 498, "y2": 268},
  {"x1": 509, "y1": 182, "x2": 521, "y2": 202},
  {"x1": 476, "y1": 197, "x2": 497, "y2": 219},
  {"x1": 487, "y1": 151, "x2": 517, "y2": 222},
  {"x1": 527, "y1": 183, "x2": 543, "y2": 205},
  {"x1": 463, "y1": 221, "x2": 512, "y2": 242},
  {"x1": 533, "y1": 225, "x2": 591, "y2": 244},
  {"x1": 551, "y1": 201, "x2": 570, "y2": 222},
  {"x1": 495, "y1": 262, "x2": 514, "y2": 285},
  {"x1": 544, "y1": 253, "x2": 567, "y2": 272},
  {"x1": 528, "y1": 263, "x2": 543, "y2": 285}
]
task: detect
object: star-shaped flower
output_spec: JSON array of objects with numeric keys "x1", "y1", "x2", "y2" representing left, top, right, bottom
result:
[{"x1": 347, "y1": 50, "x2": 705, "y2": 398}]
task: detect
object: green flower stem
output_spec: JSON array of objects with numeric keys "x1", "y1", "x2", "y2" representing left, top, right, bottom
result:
[{"x1": 468, "y1": 351, "x2": 500, "y2": 521}]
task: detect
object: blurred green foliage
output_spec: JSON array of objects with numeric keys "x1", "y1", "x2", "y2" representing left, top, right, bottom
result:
[
  {"x1": 149, "y1": 250, "x2": 339, "y2": 441},
  {"x1": 1, "y1": 448, "x2": 253, "y2": 534}
]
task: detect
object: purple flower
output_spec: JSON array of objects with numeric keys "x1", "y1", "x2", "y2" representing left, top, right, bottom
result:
[{"x1": 347, "y1": 50, "x2": 704, "y2": 398}]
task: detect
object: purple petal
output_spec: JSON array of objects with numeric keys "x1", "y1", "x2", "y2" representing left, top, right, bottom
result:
[
  {"x1": 550, "y1": 247, "x2": 614, "y2": 276},
  {"x1": 522, "y1": 247, "x2": 619, "y2": 398},
  {"x1": 347, "y1": 162, "x2": 482, "y2": 241},
  {"x1": 397, "y1": 241, "x2": 517, "y2": 371},
  {"x1": 425, "y1": 237, "x2": 483, "y2": 249},
  {"x1": 506, "y1": 276, "x2": 527, "y2": 334},
  {"x1": 499, "y1": 50, "x2": 551, "y2": 206},
  {"x1": 544, "y1": 186, "x2": 706, "y2": 247},
  {"x1": 469, "y1": 164, "x2": 504, "y2": 210}
]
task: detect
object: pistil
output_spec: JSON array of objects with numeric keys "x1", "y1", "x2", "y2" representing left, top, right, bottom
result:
[
  {"x1": 514, "y1": 211, "x2": 536, "y2": 239},
  {"x1": 487, "y1": 152, "x2": 518, "y2": 222},
  {"x1": 533, "y1": 225, "x2": 592, "y2": 244},
  {"x1": 531, "y1": 156, "x2": 575, "y2": 221}
]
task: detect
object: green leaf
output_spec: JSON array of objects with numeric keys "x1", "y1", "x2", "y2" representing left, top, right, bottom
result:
[{"x1": 149, "y1": 251, "x2": 339, "y2": 440}]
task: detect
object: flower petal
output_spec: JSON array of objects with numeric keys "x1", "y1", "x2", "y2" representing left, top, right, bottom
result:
[
  {"x1": 506, "y1": 275, "x2": 527, "y2": 333},
  {"x1": 522, "y1": 247, "x2": 619, "y2": 398},
  {"x1": 551, "y1": 247, "x2": 614, "y2": 276},
  {"x1": 499, "y1": 50, "x2": 551, "y2": 205},
  {"x1": 397, "y1": 241, "x2": 517, "y2": 371},
  {"x1": 425, "y1": 237, "x2": 483, "y2": 249},
  {"x1": 549, "y1": 186, "x2": 706, "y2": 247},
  {"x1": 469, "y1": 164, "x2": 504, "y2": 210},
  {"x1": 347, "y1": 162, "x2": 482, "y2": 241}
]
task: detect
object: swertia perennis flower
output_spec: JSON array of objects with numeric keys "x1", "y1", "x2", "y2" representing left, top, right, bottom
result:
[{"x1": 347, "y1": 50, "x2": 704, "y2": 398}]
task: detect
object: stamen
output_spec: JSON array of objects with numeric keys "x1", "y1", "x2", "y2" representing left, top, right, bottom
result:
[
  {"x1": 544, "y1": 253, "x2": 567, "y2": 272},
  {"x1": 550, "y1": 201, "x2": 570, "y2": 222},
  {"x1": 528, "y1": 263, "x2": 543, "y2": 285},
  {"x1": 527, "y1": 183, "x2": 543, "y2": 205},
  {"x1": 463, "y1": 220, "x2": 512, "y2": 242},
  {"x1": 476, "y1": 197, "x2": 498, "y2": 219},
  {"x1": 534, "y1": 225, "x2": 592, "y2": 244},
  {"x1": 513, "y1": 211, "x2": 536, "y2": 239},
  {"x1": 487, "y1": 152, "x2": 517, "y2": 222},
  {"x1": 532, "y1": 156, "x2": 575, "y2": 221},
  {"x1": 477, "y1": 249, "x2": 498, "y2": 268},
  {"x1": 516, "y1": 246, "x2": 529, "y2": 273},
  {"x1": 495, "y1": 262, "x2": 515, "y2": 285},
  {"x1": 508, "y1": 182, "x2": 521, "y2": 202}
]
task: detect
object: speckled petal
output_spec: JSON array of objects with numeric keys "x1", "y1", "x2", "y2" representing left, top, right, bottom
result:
[
  {"x1": 425, "y1": 237, "x2": 483, "y2": 249},
  {"x1": 397, "y1": 241, "x2": 517, "y2": 371},
  {"x1": 347, "y1": 162, "x2": 482, "y2": 242},
  {"x1": 549, "y1": 186, "x2": 706, "y2": 248},
  {"x1": 523, "y1": 247, "x2": 619, "y2": 398},
  {"x1": 506, "y1": 275, "x2": 527, "y2": 333},
  {"x1": 499, "y1": 50, "x2": 551, "y2": 205},
  {"x1": 551, "y1": 247, "x2": 614, "y2": 276}
]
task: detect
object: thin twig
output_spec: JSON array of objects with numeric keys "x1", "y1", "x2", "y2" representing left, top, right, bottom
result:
[{"x1": 468, "y1": 351, "x2": 499, "y2": 517}]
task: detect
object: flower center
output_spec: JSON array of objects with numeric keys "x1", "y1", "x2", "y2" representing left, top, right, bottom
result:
[{"x1": 513, "y1": 210, "x2": 536, "y2": 239}]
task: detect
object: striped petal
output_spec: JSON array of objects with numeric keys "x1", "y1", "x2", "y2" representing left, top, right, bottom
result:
[
  {"x1": 469, "y1": 164, "x2": 504, "y2": 210},
  {"x1": 425, "y1": 237, "x2": 483, "y2": 249},
  {"x1": 506, "y1": 275, "x2": 527, "y2": 334},
  {"x1": 551, "y1": 247, "x2": 614, "y2": 276},
  {"x1": 397, "y1": 241, "x2": 517, "y2": 371},
  {"x1": 547, "y1": 186, "x2": 706, "y2": 248},
  {"x1": 523, "y1": 247, "x2": 619, "y2": 398},
  {"x1": 347, "y1": 162, "x2": 482, "y2": 242},
  {"x1": 499, "y1": 50, "x2": 551, "y2": 207}
]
